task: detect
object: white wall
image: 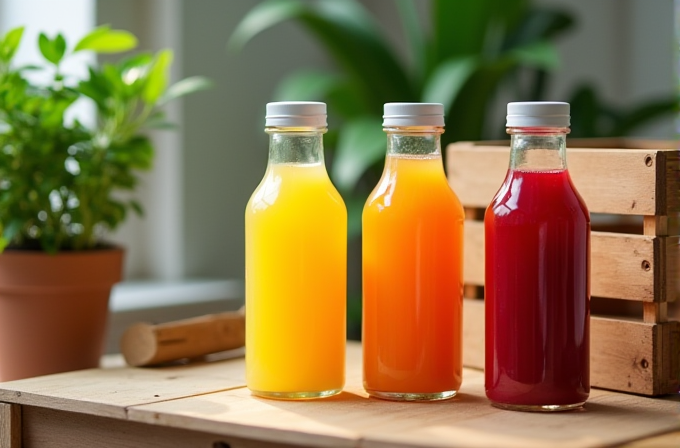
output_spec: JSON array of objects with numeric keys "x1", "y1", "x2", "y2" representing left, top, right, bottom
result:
[
  {"x1": 96, "y1": 0, "x2": 186, "y2": 280},
  {"x1": 537, "y1": 0, "x2": 676, "y2": 137}
]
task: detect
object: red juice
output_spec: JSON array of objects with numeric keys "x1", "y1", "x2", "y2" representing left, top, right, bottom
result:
[{"x1": 485, "y1": 168, "x2": 590, "y2": 409}]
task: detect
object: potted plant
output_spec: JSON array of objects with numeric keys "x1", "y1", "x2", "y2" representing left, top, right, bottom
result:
[{"x1": 0, "y1": 26, "x2": 209, "y2": 381}]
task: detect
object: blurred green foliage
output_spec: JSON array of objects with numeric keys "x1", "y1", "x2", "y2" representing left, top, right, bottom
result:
[
  {"x1": 230, "y1": 0, "x2": 677, "y2": 339},
  {"x1": 230, "y1": 0, "x2": 677, "y2": 240}
]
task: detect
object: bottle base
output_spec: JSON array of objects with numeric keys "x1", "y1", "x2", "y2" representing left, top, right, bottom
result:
[
  {"x1": 367, "y1": 389, "x2": 457, "y2": 402},
  {"x1": 491, "y1": 401, "x2": 586, "y2": 412},
  {"x1": 249, "y1": 388, "x2": 342, "y2": 401}
]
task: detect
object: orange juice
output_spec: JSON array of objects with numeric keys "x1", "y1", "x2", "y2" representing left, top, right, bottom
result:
[
  {"x1": 245, "y1": 161, "x2": 346, "y2": 398},
  {"x1": 363, "y1": 153, "x2": 464, "y2": 400}
]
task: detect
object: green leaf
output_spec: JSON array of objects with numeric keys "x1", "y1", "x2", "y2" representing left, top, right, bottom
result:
[
  {"x1": 159, "y1": 76, "x2": 212, "y2": 104},
  {"x1": 102, "y1": 63, "x2": 126, "y2": 94},
  {"x1": 611, "y1": 98, "x2": 679, "y2": 137},
  {"x1": 331, "y1": 116, "x2": 385, "y2": 193},
  {"x1": 273, "y1": 70, "x2": 341, "y2": 102},
  {"x1": 101, "y1": 199, "x2": 127, "y2": 229},
  {"x1": 445, "y1": 58, "x2": 517, "y2": 142},
  {"x1": 129, "y1": 199, "x2": 144, "y2": 217},
  {"x1": 303, "y1": 0, "x2": 415, "y2": 107},
  {"x1": 38, "y1": 33, "x2": 66, "y2": 65},
  {"x1": 228, "y1": 0, "x2": 307, "y2": 52},
  {"x1": 118, "y1": 52, "x2": 152, "y2": 72},
  {"x1": 74, "y1": 25, "x2": 137, "y2": 53},
  {"x1": 433, "y1": 0, "x2": 527, "y2": 64},
  {"x1": 74, "y1": 25, "x2": 110, "y2": 50},
  {"x1": 422, "y1": 57, "x2": 477, "y2": 111},
  {"x1": 0, "y1": 26, "x2": 25, "y2": 62},
  {"x1": 78, "y1": 68, "x2": 111, "y2": 109},
  {"x1": 142, "y1": 50, "x2": 173, "y2": 105},
  {"x1": 118, "y1": 53, "x2": 153, "y2": 88},
  {"x1": 344, "y1": 194, "x2": 365, "y2": 240},
  {"x1": 568, "y1": 84, "x2": 601, "y2": 137},
  {"x1": 2, "y1": 218, "x2": 22, "y2": 245},
  {"x1": 40, "y1": 96, "x2": 74, "y2": 128},
  {"x1": 54, "y1": 34, "x2": 67, "y2": 62},
  {"x1": 126, "y1": 136, "x2": 154, "y2": 169},
  {"x1": 509, "y1": 41, "x2": 559, "y2": 70},
  {"x1": 503, "y1": 6, "x2": 574, "y2": 49}
]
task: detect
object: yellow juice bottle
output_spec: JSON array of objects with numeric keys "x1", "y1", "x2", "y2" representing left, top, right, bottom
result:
[{"x1": 245, "y1": 102, "x2": 346, "y2": 399}]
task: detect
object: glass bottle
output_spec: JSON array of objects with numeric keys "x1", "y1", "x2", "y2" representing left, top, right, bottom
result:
[
  {"x1": 485, "y1": 101, "x2": 590, "y2": 411},
  {"x1": 363, "y1": 103, "x2": 464, "y2": 401},
  {"x1": 245, "y1": 101, "x2": 347, "y2": 399}
]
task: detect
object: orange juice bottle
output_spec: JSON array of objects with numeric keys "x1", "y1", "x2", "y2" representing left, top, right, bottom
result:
[
  {"x1": 363, "y1": 103, "x2": 464, "y2": 401},
  {"x1": 245, "y1": 102, "x2": 347, "y2": 399}
]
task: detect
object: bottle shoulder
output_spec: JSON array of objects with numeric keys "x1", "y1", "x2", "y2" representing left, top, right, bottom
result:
[
  {"x1": 365, "y1": 169, "x2": 463, "y2": 214},
  {"x1": 247, "y1": 163, "x2": 346, "y2": 214},
  {"x1": 487, "y1": 169, "x2": 589, "y2": 221}
]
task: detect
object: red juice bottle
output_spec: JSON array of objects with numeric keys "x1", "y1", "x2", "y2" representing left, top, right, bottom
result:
[{"x1": 484, "y1": 102, "x2": 590, "y2": 412}]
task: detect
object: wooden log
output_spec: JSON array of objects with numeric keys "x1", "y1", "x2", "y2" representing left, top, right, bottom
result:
[
  {"x1": 447, "y1": 143, "x2": 680, "y2": 216},
  {"x1": 120, "y1": 309, "x2": 245, "y2": 367}
]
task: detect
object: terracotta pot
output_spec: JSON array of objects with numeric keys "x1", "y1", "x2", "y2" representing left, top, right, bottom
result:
[{"x1": 0, "y1": 247, "x2": 123, "y2": 381}]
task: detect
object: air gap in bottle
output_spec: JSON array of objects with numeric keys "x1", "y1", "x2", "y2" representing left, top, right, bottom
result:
[
  {"x1": 485, "y1": 102, "x2": 590, "y2": 412},
  {"x1": 362, "y1": 103, "x2": 465, "y2": 401},
  {"x1": 245, "y1": 101, "x2": 347, "y2": 400}
]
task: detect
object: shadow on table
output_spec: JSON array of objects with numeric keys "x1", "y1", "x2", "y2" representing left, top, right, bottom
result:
[{"x1": 253, "y1": 388, "x2": 680, "y2": 448}]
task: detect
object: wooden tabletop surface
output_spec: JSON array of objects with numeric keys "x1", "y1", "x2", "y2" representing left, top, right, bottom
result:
[{"x1": 1, "y1": 342, "x2": 679, "y2": 448}]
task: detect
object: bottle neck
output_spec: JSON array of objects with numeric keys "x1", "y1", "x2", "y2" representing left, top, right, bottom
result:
[
  {"x1": 507, "y1": 127, "x2": 569, "y2": 171},
  {"x1": 385, "y1": 126, "x2": 443, "y2": 156},
  {"x1": 266, "y1": 127, "x2": 326, "y2": 164}
]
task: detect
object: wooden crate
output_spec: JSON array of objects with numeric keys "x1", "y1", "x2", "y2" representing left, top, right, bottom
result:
[{"x1": 447, "y1": 138, "x2": 680, "y2": 396}]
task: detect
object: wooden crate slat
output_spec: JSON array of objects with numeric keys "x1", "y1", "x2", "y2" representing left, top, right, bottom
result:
[
  {"x1": 591, "y1": 318, "x2": 680, "y2": 395},
  {"x1": 463, "y1": 221, "x2": 663, "y2": 302},
  {"x1": 462, "y1": 299, "x2": 680, "y2": 396},
  {"x1": 661, "y1": 321, "x2": 680, "y2": 394},
  {"x1": 0, "y1": 402, "x2": 21, "y2": 448},
  {"x1": 463, "y1": 221, "x2": 485, "y2": 286},
  {"x1": 447, "y1": 143, "x2": 679, "y2": 216},
  {"x1": 665, "y1": 236, "x2": 680, "y2": 303},
  {"x1": 661, "y1": 151, "x2": 680, "y2": 215},
  {"x1": 462, "y1": 298, "x2": 485, "y2": 370}
]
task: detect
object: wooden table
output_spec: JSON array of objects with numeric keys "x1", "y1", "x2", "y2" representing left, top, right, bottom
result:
[{"x1": 1, "y1": 342, "x2": 679, "y2": 448}]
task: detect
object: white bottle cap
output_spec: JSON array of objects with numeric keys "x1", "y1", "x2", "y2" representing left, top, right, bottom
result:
[
  {"x1": 265, "y1": 101, "x2": 327, "y2": 127},
  {"x1": 506, "y1": 101, "x2": 570, "y2": 127},
  {"x1": 383, "y1": 102, "x2": 445, "y2": 127}
]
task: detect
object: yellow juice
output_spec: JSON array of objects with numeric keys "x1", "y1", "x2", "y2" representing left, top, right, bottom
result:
[{"x1": 245, "y1": 162, "x2": 347, "y2": 398}]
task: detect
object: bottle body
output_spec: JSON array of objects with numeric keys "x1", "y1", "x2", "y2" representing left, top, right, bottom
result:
[
  {"x1": 245, "y1": 125, "x2": 346, "y2": 399},
  {"x1": 485, "y1": 124, "x2": 590, "y2": 411},
  {"x1": 363, "y1": 124, "x2": 464, "y2": 401}
]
